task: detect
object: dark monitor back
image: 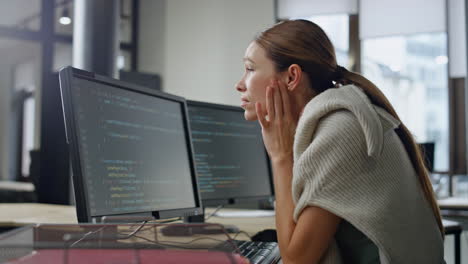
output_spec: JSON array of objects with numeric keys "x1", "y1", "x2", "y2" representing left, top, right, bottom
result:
[
  {"x1": 418, "y1": 142, "x2": 435, "y2": 172},
  {"x1": 35, "y1": 73, "x2": 70, "y2": 205},
  {"x1": 187, "y1": 100, "x2": 273, "y2": 206},
  {"x1": 119, "y1": 70, "x2": 161, "y2": 91}
]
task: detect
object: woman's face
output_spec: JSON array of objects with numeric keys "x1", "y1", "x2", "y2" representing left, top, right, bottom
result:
[{"x1": 235, "y1": 41, "x2": 277, "y2": 121}]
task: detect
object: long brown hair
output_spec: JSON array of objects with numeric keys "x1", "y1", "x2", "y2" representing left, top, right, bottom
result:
[{"x1": 255, "y1": 19, "x2": 444, "y2": 237}]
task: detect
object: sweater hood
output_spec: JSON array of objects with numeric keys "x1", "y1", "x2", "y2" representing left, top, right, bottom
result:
[{"x1": 294, "y1": 85, "x2": 400, "y2": 159}]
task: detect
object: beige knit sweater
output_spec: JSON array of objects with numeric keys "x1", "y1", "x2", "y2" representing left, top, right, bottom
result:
[{"x1": 292, "y1": 85, "x2": 444, "y2": 263}]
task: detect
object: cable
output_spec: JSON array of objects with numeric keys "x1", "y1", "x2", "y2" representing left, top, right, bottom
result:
[
  {"x1": 117, "y1": 221, "x2": 148, "y2": 240},
  {"x1": 64, "y1": 226, "x2": 108, "y2": 248},
  {"x1": 131, "y1": 234, "x2": 230, "y2": 250},
  {"x1": 231, "y1": 230, "x2": 252, "y2": 241},
  {"x1": 117, "y1": 218, "x2": 182, "y2": 236},
  {"x1": 64, "y1": 221, "x2": 149, "y2": 246},
  {"x1": 205, "y1": 205, "x2": 224, "y2": 220},
  {"x1": 149, "y1": 217, "x2": 182, "y2": 224}
]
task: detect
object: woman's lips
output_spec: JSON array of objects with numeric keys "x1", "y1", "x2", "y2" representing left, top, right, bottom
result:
[{"x1": 240, "y1": 98, "x2": 249, "y2": 108}]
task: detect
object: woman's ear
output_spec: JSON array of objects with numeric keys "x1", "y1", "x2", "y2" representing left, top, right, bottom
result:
[{"x1": 285, "y1": 64, "x2": 302, "y2": 91}]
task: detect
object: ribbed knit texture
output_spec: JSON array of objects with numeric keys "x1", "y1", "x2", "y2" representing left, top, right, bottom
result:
[{"x1": 292, "y1": 85, "x2": 444, "y2": 264}]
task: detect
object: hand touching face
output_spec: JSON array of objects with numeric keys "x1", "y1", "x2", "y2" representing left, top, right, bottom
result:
[{"x1": 255, "y1": 79, "x2": 297, "y2": 162}]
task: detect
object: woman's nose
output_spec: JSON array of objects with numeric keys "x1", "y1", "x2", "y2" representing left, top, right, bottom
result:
[{"x1": 236, "y1": 81, "x2": 246, "y2": 92}]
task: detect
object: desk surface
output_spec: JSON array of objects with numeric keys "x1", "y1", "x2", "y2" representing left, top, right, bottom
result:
[
  {"x1": 0, "y1": 181, "x2": 34, "y2": 191},
  {"x1": 0, "y1": 203, "x2": 77, "y2": 227},
  {"x1": 438, "y1": 197, "x2": 468, "y2": 210},
  {"x1": 0, "y1": 203, "x2": 275, "y2": 238},
  {"x1": 0, "y1": 203, "x2": 462, "y2": 241}
]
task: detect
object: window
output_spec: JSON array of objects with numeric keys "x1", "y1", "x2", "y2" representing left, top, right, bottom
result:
[
  {"x1": 0, "y1": 38, "x2": 41, "y2": 179},
  {"x1": 54, "y1": 0, "x2": 134, "y2": 44},
  {"x1": 300, "y1": 14, "x2": 349, "y2": 67},
  {"x1": 118, "y1": 49, "x2": 131, "y2": 71},
  {"x1": 362, "y1": 33, "x2": 448, "y2": 171},
  {"x1": 120, "y1": 0, "x2": 133, "y2": 44},
  {"x1": 0, "y1": 0, "x2": 138, "y2": 181},
  {"x1": 0, "y1": 0, "x2": 41, "y2": 31}
]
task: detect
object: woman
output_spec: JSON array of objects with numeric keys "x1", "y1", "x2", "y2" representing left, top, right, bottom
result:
[{"x1": 235, "y1": 20, "x2": 444, "y2": 264}]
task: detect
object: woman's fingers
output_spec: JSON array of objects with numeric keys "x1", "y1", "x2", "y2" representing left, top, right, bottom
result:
[
  {"x1": 265, "y1": 78, "x2": 294, "y2": 123},
  {"x1": 266, "y1": 85, "x2": 275, "y2": 120}
]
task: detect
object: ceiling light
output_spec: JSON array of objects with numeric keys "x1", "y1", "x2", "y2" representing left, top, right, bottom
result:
[{"x1": 59, "y1": 7, "x2": 71, "y2": 25}]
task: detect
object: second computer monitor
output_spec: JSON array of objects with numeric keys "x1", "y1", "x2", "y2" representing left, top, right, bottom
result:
[{"x1": 187, "y1": 100, "x2": 273, "y2": 206}]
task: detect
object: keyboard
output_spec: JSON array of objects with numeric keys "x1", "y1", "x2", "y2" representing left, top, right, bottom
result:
[{"x1": 231, "y1": 240, "x2": 280, "y2": 264}]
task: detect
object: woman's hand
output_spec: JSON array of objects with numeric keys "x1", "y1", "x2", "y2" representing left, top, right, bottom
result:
[{"x1": 255, "y1": 79, "x2": 298, "y2": 164}]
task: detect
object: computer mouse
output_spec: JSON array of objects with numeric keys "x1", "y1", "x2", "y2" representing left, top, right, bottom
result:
[{"x1": 251, "y1": 229, "x2": 277, "y2": 242}]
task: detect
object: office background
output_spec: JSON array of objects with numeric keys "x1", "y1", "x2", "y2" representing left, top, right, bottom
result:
[
  {"x1": 0, "y1": 0, "x2": 467, "y2": 262},
  {"x1": 1, "y1": 0, "x2": 467, "y2": 181}
]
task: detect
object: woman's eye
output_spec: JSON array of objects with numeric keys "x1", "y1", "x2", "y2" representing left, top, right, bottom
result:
[{"x1": 245, "y1": 67, "x2": 254, "y2": 72}]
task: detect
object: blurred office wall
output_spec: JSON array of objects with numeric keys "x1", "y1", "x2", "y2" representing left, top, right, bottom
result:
[{"x1": 138, "y1": 0, "x2": 275, "y2": 106}]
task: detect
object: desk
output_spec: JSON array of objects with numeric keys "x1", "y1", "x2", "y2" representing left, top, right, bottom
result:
[
  {"x1": 0, "y1": 181, "x2": 35, "y2": 203},
  {"x1": 437, "y1": 198, "x2": 468, "y2": 264},
  {"x1": 443, "y1": 220, "x2": 463, "y2": 264},
  {"x1": 438, "y1": 197, "x2": 468, "y2": 210},
  {"x1": 0, "y1": 203, "x2": 274, "y2": 239},
  {"x1": 1, "y1": 203, "x2": 461, "y2": 263},
  {"x1": 0, "y1": 203, "x2": 77, "y2": 228},
  {"x1": 0, "y1": 204, "x2": 277, "y2": 263},
  {"x1": 0, "y1": 181, "x2": 34, "y2": 192}
]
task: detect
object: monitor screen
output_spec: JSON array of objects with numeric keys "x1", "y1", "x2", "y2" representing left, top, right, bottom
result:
[
  {"x1": 187, "y1": 101, "x2": 273, "y2": 205},
  {"x1": 59, "y1": 67, "x2": 202, "y2": 222}
]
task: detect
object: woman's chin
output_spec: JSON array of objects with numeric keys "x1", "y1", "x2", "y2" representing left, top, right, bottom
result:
[{"x1": 244, "y1": 111, "x2": 258, "y2": 121}]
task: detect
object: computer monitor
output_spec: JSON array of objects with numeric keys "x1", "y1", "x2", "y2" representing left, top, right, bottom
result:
[
  {"x1": 59, "y1": 67, "x2": 202, "y2": 223},
  {"x1": 418, "y1": 142, "x2": 435, "y2": 172},
  {"x1": 186, "y1": 100, "x2": 274, "y2": 208}
]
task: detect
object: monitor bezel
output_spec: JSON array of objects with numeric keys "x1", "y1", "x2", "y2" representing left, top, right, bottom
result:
[
  {"x1": 186, "y1": 99, "x2": 274, "y2": 207},
  {"x1": 59, "y1": 66, "x2": 203, "y2": 223}
]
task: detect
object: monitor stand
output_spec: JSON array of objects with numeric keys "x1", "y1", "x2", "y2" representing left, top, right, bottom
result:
[
  {"x1": 160, "y1": 209, "x2": 239, "y2": 236},
  {"x1": 184, "y1": 207, "x2": 240, "y2": 234}
]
